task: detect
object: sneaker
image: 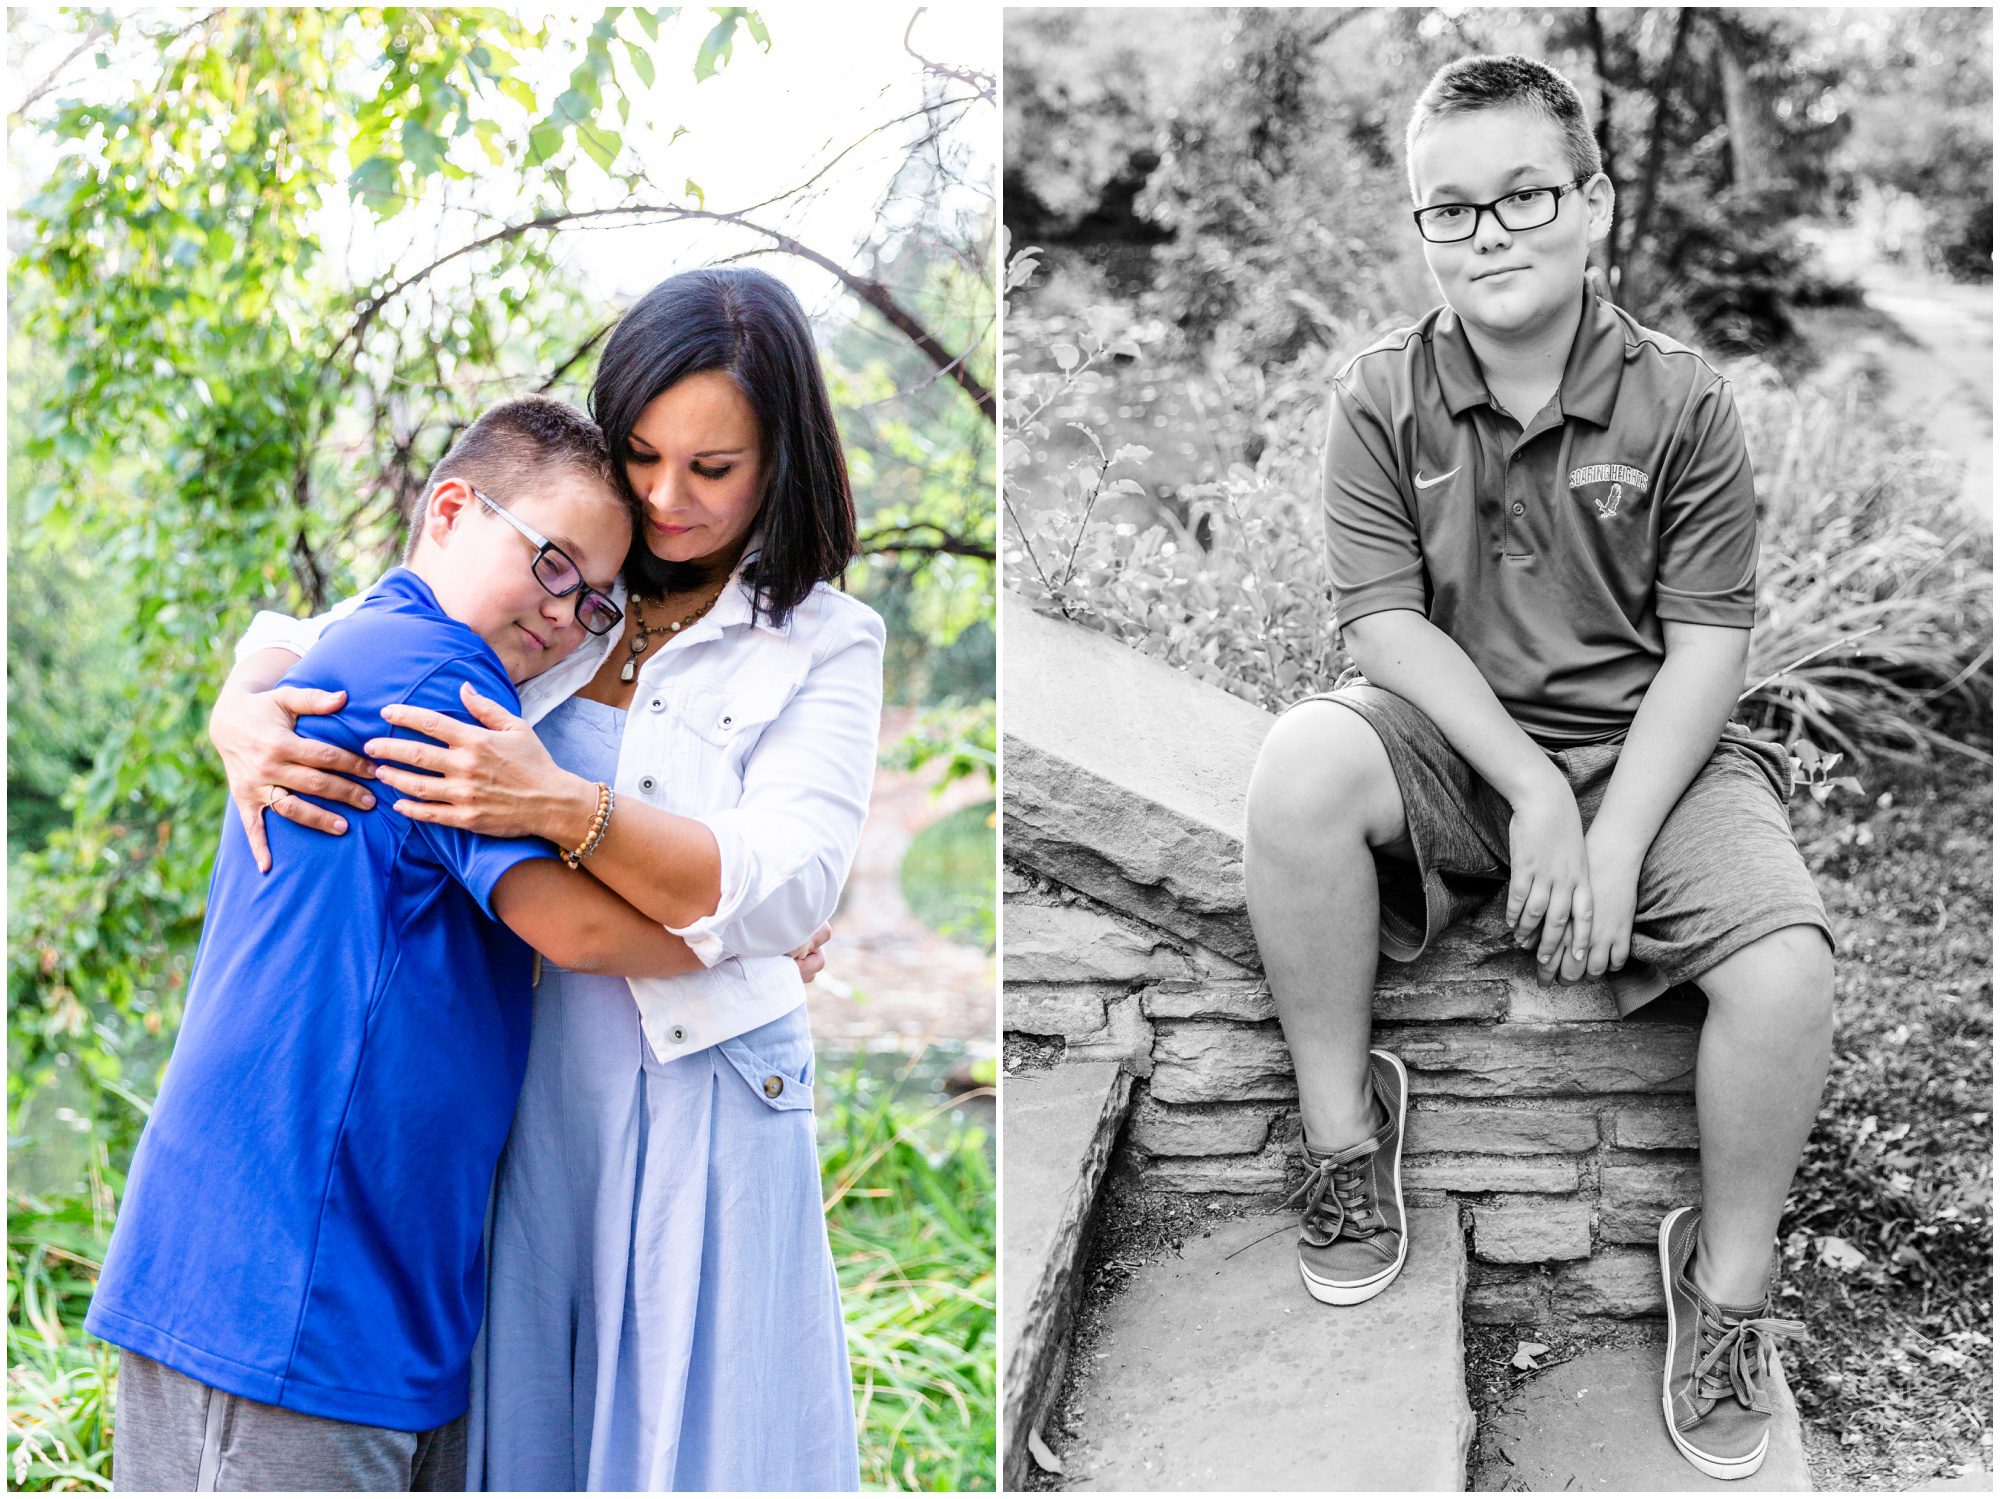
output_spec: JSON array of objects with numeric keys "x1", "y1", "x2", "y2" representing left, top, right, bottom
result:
[
  {"x1": 1658, "y1": 1204, "x2": 1806, "y2": 1481},
  {"x1": 1286, "y1": 1048, "x2": 1408, "y2": 1306}
]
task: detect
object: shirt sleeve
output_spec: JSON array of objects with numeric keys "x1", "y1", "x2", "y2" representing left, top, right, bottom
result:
[
  {"x1": 396, "y1": 654, "x2": 557, "y2": 915},
  {"x1": 1654, "y1": 376, "x2": 1759, "y2": 628},
  {"x1": 1322, "y1": 375, "x2": 1428, "y2": 627},
  {"x1": 667, "y1": 605, "x2": 887, "y2": 966},
  {"x1": 234, "y1": 592, "x2": 368, "y2": 664}
]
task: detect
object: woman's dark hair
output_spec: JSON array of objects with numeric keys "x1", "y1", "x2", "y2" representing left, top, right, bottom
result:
[{"x1": 590, "y1": 267, "x2": 857, "y2": 623}]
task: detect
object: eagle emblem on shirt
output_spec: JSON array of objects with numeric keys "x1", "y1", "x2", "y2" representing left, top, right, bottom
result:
[{"x1": 1569, "y1": 462, "x2": 1651, "y2": 520}]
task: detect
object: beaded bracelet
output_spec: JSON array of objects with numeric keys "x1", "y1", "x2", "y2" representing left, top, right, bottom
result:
[{"x1": 562, "y1": 781, "x2": 615, "y2": 868}]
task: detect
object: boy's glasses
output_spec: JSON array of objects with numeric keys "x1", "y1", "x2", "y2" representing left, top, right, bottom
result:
[
  {"x1": 471, "y1": 488, "x2": 625, "y2": 637},
  {"x1": 1413, "y1": 177, "x2": 1590, "y2": 244}
]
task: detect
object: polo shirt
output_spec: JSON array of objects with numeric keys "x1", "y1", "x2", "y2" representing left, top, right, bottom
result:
[
  {"x1": 1322, "y1": 287, "x2": 1759, "y2": 745},
  {"x1": 86, "y1": 569, "x2": 555, "y2": 1431}
]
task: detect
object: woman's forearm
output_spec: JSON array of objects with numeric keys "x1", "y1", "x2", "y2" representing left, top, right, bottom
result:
[
  {"x1": 222, "y1": 646, "x2": 304, "y2": 700},
  {"x1": 546, "y1": 783, "x2": 726, "y2": 932}
]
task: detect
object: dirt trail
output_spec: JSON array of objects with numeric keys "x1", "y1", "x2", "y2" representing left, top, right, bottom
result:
[
  {"x1": 1811, "y1": 226, "x2": 1992, "y2": 521},
  {"x1": 808, "y1": 705, "x2": 995, "y2": 1054}
]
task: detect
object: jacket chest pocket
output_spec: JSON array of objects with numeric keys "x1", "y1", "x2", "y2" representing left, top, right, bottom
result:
[{"x1": 680, "y1": 679, "x2": 797, "y2": 798}]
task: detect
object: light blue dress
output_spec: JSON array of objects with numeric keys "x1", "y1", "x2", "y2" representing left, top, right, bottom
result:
[{"x1": 464, "y1": 695, "x2": 859, "y2": 1492}]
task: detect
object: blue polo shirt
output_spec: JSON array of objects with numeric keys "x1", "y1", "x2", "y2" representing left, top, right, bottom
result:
[
  {"x1": 87, "y1": 569, "x2": 554, "y2": 1431},
  {"x1": 1323, "y1": 288, "x2": 1759, "y2": 745}
]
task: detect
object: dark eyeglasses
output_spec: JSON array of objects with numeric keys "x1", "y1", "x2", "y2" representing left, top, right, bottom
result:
[
  {"x1": 470, "y1": 488, "x2": 625, "y2": 637},
  {"x1": 1412, "y1": 176, "x2": 1590, "y2": 244}
]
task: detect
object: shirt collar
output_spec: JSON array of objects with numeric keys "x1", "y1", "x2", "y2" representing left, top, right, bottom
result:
[
  {"x1": 1430, "y1": 286, "x2": 1626, "y2": 428},
  {"x1": 1555, "y1": 288, "x2": 1627, "y2": 427}
]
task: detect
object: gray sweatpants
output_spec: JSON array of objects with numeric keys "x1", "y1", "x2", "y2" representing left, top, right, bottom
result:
[{"x1": 112, "y1": 1350, "x2": 467, "y2": 1492}]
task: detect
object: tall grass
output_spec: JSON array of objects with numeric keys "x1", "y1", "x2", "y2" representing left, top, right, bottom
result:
[
  {"x1": 7, "y1": 1182, "x2": 114, "y2": 1492},
  {"x1": 7, "y1": 1055, "x2": 998, "y2": 1493},
  {"x1": 1736, "y1": 365, "x2": 1994, "y2": 765},
  {"x1": 822, "y1": 1055, "x2": 997, "y2": 1493}
]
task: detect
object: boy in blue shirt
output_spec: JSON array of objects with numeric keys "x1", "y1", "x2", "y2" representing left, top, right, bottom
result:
[
  {"x1": 1243, "y1": 57, "x2": 1831, "y2": 1480},
  {"x1": 87, "y1": 397, "x2": 704, "y2": 1489}
]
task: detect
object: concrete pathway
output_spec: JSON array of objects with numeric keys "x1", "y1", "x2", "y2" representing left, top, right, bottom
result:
[
  {"x1": 1472, "y1": 1340, "x2": 1810, "y2": 1491},
  {"x1": 1055, "y1": 1207, "x2": 1475, "y2": 1491},
  {"x1": 1002, "y1": 1062, "x2": 1135, "y2": 1489}
]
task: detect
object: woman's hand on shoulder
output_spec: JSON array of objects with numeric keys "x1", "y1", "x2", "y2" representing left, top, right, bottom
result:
[
  {"x1": 210, "y1": 680, "x2": 378, "y2": 875},
  {"x1": 369, "y1": 681, "x2": 591, "y2": 843}
]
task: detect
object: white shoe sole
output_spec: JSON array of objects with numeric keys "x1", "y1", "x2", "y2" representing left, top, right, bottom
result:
[
  {"x1": 1299, "y1": 1050, "x2": 1409, "y2": 1307},
  {"x1": 1658, "y1": 1205, "x2": 1770, "y2": 1481}
]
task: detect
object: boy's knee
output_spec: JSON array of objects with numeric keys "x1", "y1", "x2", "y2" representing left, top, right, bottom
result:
[
  {"x1": 1246, "y1": 701, "x2": 1400, "y2": 849},
  {"x1": 1707, "y1": 924, "x2": 1834, "y2": 1028}
]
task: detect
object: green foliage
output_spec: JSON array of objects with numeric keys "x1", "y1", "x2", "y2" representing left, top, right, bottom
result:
[
  {"x1": 899, "y1": 801, "x2": 997, "y2": 952},
  {"x1": 817, "y1": 1054, "x2": 996, "y2": 1493}
]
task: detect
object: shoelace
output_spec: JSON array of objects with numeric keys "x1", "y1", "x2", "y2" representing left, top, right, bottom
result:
[
  {"x1": 1283, "y1": 1138, "x2": 1381, "y2": 1249},
  {"x1": 1693, "y1": 1305, "x2": 1806, "y2": 1412}
]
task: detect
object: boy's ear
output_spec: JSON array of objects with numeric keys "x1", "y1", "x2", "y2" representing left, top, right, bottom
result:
[
  {"x1": 425, "y1": 479, "x2": 476, "y2": 546},
  {"x1": 1584, "y1": 170, "x2": 1616, "y2": 247}
]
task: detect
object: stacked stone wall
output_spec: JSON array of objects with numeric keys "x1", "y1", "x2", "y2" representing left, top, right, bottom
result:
[{"x1": 1005, "y1": 865, "x2": 1703, "y2": 1320}]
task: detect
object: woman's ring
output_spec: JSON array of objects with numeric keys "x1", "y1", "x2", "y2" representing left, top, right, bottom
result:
[{"x1": 263, "y1": 785, "x2": 290, "y2": 809}]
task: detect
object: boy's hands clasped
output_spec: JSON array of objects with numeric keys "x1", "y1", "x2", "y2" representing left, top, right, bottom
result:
[
  {"x1": 1505, "y1": 774, "x2": 1592, "y2": 976},
  {"x1": 1505, "y1": 775, "x2": 1634, "y2": 985}
]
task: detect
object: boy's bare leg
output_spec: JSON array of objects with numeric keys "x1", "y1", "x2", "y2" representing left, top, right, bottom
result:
[
  {"x1": 1687, "y1": 924, "x2": 1835, "y2": 1306},
  {"x1": 1244, "y1": 702, "x2": 1410, "y2": 1151}
]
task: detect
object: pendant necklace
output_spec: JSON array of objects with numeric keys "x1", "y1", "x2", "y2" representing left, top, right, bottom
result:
[{"x1": 620, "y1": 584, "x2": 729, "y2": 683}]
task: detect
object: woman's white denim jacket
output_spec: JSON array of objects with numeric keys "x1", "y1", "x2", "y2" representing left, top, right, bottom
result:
[{"x1": 235, "y1": 556, "x2": 886, "y2": 1065}]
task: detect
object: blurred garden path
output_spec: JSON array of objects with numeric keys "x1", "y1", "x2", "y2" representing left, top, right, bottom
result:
[
  {"x1": 811, "y1": 705, "x2": 995, "y2": 1052},
  {"x1": 1811, "y1": 224, "x2": 1992, "y2": 521}
]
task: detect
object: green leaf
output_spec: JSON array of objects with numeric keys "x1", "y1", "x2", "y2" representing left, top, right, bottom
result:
[
  {"x1": 635, "y1": 7, "x2": 662, "y2": 40},
  {"x1": 684, "y1": 177, "x2": 705, "y2": 208},
  {"x1": 580, "y1": 127, "x2": 622, "y2": 173},
  {"x1": 743, "y1": 12, "x2": 771, "y2": 49},
  {"x1": 401, "y1": 120, "x2": 444, "y2": 177},
  {"x1": 347, "y1": 154, "x2": 397, "y2": 205},
  {"x1": 625, "y1": 38, "x2": 657, "y2": 88},
  {"x1": 528, "y1": 122, "x2": 564, "y2": 164},
  {"x1": 694, "y1": 17, "x2": 736, "y2": 81}
]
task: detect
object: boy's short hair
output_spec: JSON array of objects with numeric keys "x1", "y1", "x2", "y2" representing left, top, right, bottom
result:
[
  {"x1": 1405, "y1": 54, "x2": 1604, "y2": 201},
  {"x1": 404, "y1": 395, "x2": 627, "y2": 559}
]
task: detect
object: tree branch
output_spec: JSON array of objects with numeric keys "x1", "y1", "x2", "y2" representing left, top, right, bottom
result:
[
  {"x1": 904, "y1": 10, "x2": 995, "y2": 101},
  {"x1": 11, "y1": 17, "x2": 112, "y2": 122},
  {"x1": 535, "y1": 320, "x2": 615, "y2": 393},
  {"x1": 859, "y1": 522, "x2": 995, "y2": 562},
  {"x1": 329, "y1": 203, "x2": 994, "y2": 419}
]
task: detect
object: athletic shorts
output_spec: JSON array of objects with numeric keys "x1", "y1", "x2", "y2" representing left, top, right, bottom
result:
[
  {"x1": 1286, "y1": 676, "x2": 1833, "y2": 1015},
  {"x1": 111, "y1": 1350, "x2": 467, "y2": 1492}
]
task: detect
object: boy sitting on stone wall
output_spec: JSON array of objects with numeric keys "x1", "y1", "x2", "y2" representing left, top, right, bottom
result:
[{"x1": 1242, "y1": 54, "x2": 1830, "y2": 1482}]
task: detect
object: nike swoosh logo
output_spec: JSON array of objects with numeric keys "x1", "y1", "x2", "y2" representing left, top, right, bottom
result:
[{"x1": 1414, "y1": 467, "x2": 1461, "y2": 489}]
